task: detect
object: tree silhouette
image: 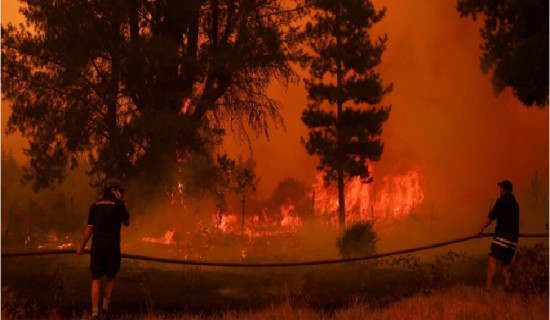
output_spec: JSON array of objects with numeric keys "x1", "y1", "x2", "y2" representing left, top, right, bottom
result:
[
  {"x1": 523, "y1": 170, "x2": 549, "y2": 231},
  {"x1": 457, "y1": 0, "x2": 549, "y2": 107},
  {"x1": 2, "y1": 0, "x2": 298, "y2": 195},
  {"x1": 301, "y1": 0, "x2": 391, "y2": 229},
  {"x1": 230, "y1": 157, "x2": 258, "y2": 235}
]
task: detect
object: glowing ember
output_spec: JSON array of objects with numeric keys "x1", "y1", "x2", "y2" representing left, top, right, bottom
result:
[
  {"x1": 49, "y1": 233, "x2": 59, "y2": 242},
  {"x1": 180, "y1": 98, "x2": 192, "y2": 114},
  {"x1": 142, "y1": 229, "x2": 176, "y2": 245},
  {"x1": 57, "y1": 242, "x2": 73, "y2": 249},
  {"x1": 30, "y1": 233, "x2": 74, "y2": 250}
]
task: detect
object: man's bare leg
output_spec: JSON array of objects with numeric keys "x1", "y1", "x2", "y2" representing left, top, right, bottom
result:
[
  {"x1": 104, "y1": 277, "x2": 116, "y2": 300},
  {"x1": 103, "y1": 277, "x2": 116, "y2": 310},
  {"x1": 502, "y1": 264, "x2": 511, "y2": 288},
  {"x1": 91, "y1": 279, "x2": 101, "y2": 316},
  {"x1": 486, "y1": 257, "x2": 497, "y2": 290}
]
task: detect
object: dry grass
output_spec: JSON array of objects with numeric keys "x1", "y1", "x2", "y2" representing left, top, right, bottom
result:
[
  {"x1": 340, "y1": 285, "x2": 549, "y2": 320},
  {"x1": 5, "y1": 285, "x2": 545, "y2": 320}
]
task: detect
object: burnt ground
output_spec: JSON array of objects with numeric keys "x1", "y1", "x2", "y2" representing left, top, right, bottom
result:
[{"x1": 1, "y1": 253, "x2": 489, "y2": 318}]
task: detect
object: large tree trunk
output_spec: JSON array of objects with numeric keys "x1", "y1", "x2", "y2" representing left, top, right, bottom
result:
[
  {"x1": 337, "y1": 168, "x2": 345, "y2": 230},
  {"x1": 104, "y1": 3, "x2": 125, "y2": 180},
  {"x1": 335, "y1": 9, "x2": 346, "y2": 231},
  {"x1": 241, "y1": 195, "x2": 246, "y2": 236}
]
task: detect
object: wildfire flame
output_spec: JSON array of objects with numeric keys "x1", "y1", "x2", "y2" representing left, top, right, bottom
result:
[
  {"x1": 31, "y1": 233, "x2": 74, "y2": 249},
  {"x1": 279, "y1": 199, "x2": 302, "y2": 231},
  {"x1": 138, "y1": 164, "x2": 425, "y2": 260},
  {"x1": 142, "y1": 228, "x2": 176, "y2": 245},
  {"x1": 312, "y1": 166, "x2": 425, "y2": 227},
  {"x1": 210, "y1": 197, "x2": 304, "y2": 238}
]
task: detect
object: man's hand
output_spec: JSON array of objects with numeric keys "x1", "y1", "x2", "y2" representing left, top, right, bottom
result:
[
  {"x1": 77, "y1": 225, "x2": 93, "y2": 255},
  {"x1": 76, "y1": 243, "x2": 86, "y2": 255},
  {"x1": 477, "y1": 217, "x2": 492, "y2": 238}
]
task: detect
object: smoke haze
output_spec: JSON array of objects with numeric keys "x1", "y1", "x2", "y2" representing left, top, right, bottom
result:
[
  {"x1": 2, "y1": 0, "x2": 548, "y2": 260},
  {"x1": 224, "y1": 0, "x2": 549, "y2": 236}
]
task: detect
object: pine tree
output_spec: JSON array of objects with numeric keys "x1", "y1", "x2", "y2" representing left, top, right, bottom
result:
[{"x1": 301, "y1": 0, "x2": 391, "y2": 229}]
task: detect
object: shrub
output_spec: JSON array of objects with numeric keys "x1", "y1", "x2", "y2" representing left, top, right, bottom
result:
[
  {"x1": 381, "y1": 251, "x2": 468, "y2": 293},
  {"x1": 510, "y1": 242, "x2": 549, "y2": 295},
  {"x1": 337, "y1": 221, "x2": 378, "y2": 259}
]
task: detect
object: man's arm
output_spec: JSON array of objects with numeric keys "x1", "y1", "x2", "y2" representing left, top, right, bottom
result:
[
  {"x1": 478, "y1": 217, "x2": 493, "y2": 236},
  {"x1": 77, "y1": 225, "x2": 93, "y2": 255},
  {"x1": 478, "y1": 197, "x2": 503, "y2": 236},
  {"x1": 121, "y1": 201, "x2": 130, "y2": 227}
]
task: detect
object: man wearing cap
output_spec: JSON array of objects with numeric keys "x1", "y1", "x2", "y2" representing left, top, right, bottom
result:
[
  {"x1": 477, "y1": 180, "x2": 519, "y2": 290},
  {"x1": 77, "y1": 178, "x2": 130, "y2": 320}
]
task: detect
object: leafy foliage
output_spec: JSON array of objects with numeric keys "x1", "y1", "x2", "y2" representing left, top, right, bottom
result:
[
  {"x1": 380, "y1": 251, "x2": 469, "y2": 293},
  {"x1": 337, "y1": 221, "x2": 378, "y2": 258},
  {"x1": 510, "y1": 242, "x2": 549, "y2": 295},
  {"x1": 1, "y1": 0, "x2": 299, "y2": 194},
  {"x1": 301, "y1": 0, "x2": 391, "y2": 227},
  {"x1": 457, "y1": 0, "x2": 549, "y2": 107},
  {"x1": 211, "y1": 154, "x2": 258, "y2": 216}
]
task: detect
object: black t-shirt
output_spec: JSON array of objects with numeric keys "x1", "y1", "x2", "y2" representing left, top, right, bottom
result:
[
  {"x1": 488, "y1": 192, "x2": 519, "y2": 241},
  {"x1": 87, "y1": 194, "x2": 130, "y2": 254}
]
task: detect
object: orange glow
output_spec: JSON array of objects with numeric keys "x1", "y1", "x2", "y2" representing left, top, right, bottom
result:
[
  {"x1": 56, "y1": 242, "x2": 74, "y2": 249},
  {"x1": 312, "y1": 165, "x2": 424, "y2": 227},
  {"x1": 142, "y1": 228, "x2": 176, "y2": 245},
  {"x1": 279, "y1": 198, "x2": 302, "y2": 231},
  {"x1": 137, "y1": 164, "x2": 423, "y2": 253},
  {"x1": 31, "y1": 233, "x2": 74, "y2": 250},
  {"x1": 214, "y1": 214, "x2": 239, "y2": 234},
  {"x1": 2, "y1": 0, "x2": 548, "y2": 257}
]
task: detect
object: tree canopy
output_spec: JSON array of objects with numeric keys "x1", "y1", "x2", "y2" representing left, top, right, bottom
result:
[
  {"x1": 2, "y1": 0, "x2": 299, "y2": 195},
  {"x1": 457, "y1": 0, "x2": 549, "y2": 107},
  {"x1": 301, "y1": 0, "x2": 391, "y2": 228}
]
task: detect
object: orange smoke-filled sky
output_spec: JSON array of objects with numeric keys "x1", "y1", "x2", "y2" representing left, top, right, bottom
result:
[{"x1": 2, "y1": 0, "x2": 548, "y2": 217}]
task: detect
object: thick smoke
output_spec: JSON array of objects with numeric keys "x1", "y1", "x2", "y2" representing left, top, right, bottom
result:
[
  {"x1": 2, "y1": 0, "x2": 548, "y2": 263},
  {"x1": 225, "y1": 0, "x2": 549, "y2": 243}
]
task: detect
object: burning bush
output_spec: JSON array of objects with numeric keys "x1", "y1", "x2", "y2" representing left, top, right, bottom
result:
[{"x1": 336, "y1": 221, "x2": 378, "y2": 259}]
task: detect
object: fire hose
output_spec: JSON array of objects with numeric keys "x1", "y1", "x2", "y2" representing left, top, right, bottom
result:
[{"x1": 1, "y1": 233, "x2": 547, "y2": 267}]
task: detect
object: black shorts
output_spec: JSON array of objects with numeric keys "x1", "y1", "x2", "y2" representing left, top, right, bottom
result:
[
  {"x1": 489, "y1": 235, "x2": 517, "y2": 266},
  {"x1": 90, "y1": 252, "x2": 121, "y2": 279}
]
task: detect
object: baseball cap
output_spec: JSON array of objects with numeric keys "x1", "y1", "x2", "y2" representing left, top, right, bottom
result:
[{"x1": 497, "y1": 180, "x2": 513, "y2": 192}]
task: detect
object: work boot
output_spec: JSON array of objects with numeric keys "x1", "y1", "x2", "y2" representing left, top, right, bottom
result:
[{"x1": 101, "y1": 309, "x2": 110, "y2": 320}]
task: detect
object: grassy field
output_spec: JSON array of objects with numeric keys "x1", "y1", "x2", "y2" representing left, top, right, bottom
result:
[
  {"x1": 1, "y1": 250, "x2": 548, "y2": 319},
  {"x1": 2, "y1": 285, "x2": 547, "y2": 320}
]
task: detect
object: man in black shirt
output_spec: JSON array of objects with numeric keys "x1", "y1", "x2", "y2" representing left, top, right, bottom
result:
[
  {"x1": 77, "y1": 178, "x2": 130, "y2": 319},
  {"x1": 477, "y1": 180, "x2": 519, "y2": 290}
]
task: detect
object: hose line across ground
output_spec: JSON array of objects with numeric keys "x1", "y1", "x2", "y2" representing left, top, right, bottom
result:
[{"x1": 1, "y1": 233, "x2": 547, "y2": 268}]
